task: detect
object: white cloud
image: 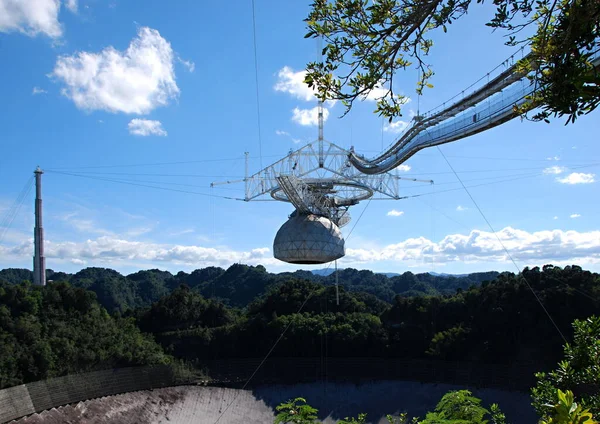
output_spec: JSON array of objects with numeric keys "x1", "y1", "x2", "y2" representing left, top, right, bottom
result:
[
  {"x1": 363, "y1": 84, "x2": 389, "y2": 101},
  {"x1": 32, "y1": 87, "x2": 47, "y2": 95},
  {"x1": 128, "y1": 119, "x2": 167, "y2": 136},
  {"x1": 0, "y1": 236, "x2": 276, "y2": 268},
  {"x1": 543, "y1": 166, "x2": 566, "y2": 175},
  {"x1": 274, "y1": 66, "x2": 316, "y2": 102},
  {"x1": 387, "y1": 209, "x2": 404, "y2": 217},
  {"x1": 570, "y1": 214, "x2": 581, "y2": 219},
  {"x1": 553, "y1": 216, "x2": 558, "y2": 220},
  {"x1": 65, "y1": 0, "x2": 77, "y2": 13},
  {"x1": 546, "y1": 156, "x2": 560, "y2": 161},
  {"x1": 3, "y1": 226, "x2": 600, "y2": 270},
  {"x1": 292, "y1": 106, "x2": 329, "y2": 126},
  {"x1": 51, "y1": 27, "x2": 179, "y2": 114},
  {"x1": 384, "y1": 120, "x2": 410, "y2": 134},
  {"x1": 275, "y1": 130, "x2": 290, "y2": 137},
  {"x1": 557, "y1": 173, "x2": 596, "y2": 185},
  {"x1": 177, "y1": 56, "x2": 195, "y2": 72},
  {"x1": 396, "y1": 164, "x2": 411, "y2": 172},
  {"x1": 0, "y1": 0, "x2": 62, "y2": 38},
  {"x1": 344, "y1": 227, "x2": 600, "y2": 266},
  {"x1": 362, "y1": 83, "x2": 411, "y2": 105},
  {"x1": 456, "y1": 205, "x2": 468, "y2": 212}
]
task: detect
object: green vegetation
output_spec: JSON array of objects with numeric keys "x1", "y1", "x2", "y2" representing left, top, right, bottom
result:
[
  {"x1": 275, "y1": 397, "x2": 319, "y2": 424},
  {"x1": 304, "y1": 0, "x2": 600, "y2": 123},
  {"x1": 1, "y1": 263, "x2": 599, "y2": 423},
  {"x1": 532, "y1": 317, "x2": 600, "y2": 417},
  {"x1": 0, "y1": 265, "x2": 499, "y2": 313},
  {"x1": 275, "y1": 389, "x2": 599, "y2": 423},
  {"x1": 540, "y1": 390, "x2": 598, "y2": 424},
  {"x1": 0, "y1": 281, "x2": 170, "y2": 389},
  {"x1": 274, "y1": 390, "x2": 508, "y2": 423},
  {"x1": 1, "y1": 264, "x2": 597, "y2": 371}
]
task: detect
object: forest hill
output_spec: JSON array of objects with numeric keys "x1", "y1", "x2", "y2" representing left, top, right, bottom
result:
[
  {"x1": 0, "y1": 265, "x2": 500, "y2": 313},
  {"x1": 0, "y1": 264, "x2": 598, "y2": 391}
]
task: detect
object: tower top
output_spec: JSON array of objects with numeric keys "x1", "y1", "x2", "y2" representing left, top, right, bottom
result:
[{"x1": 34, "y1": 166, "x2": 43, "y2": 174}]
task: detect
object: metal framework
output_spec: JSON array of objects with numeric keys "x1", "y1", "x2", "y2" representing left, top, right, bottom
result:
[
  {"x1": 350, "y1": 52, "x2": 600, "y2": 174},
  {"x1": 211, "y1": 95, "x2": 433, "y2": 227},
  {"x1": 212, "y1": 137, "x2": 431, "y2": 225},
  {"x1": 212, "y1": 49, "x2": 599, "y2": 236}
]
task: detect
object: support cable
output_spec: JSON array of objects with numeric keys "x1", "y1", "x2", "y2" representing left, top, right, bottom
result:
[
  {"x1": 436, "y1": 146, "x2": 567, "y2": 343},
  {"x1": 213, "y1": 193, "x2": 372, "y2": 424},
  {"x1": 251, "y1": 0, "x2": 263, "y2": 170},
  {"x1": 213, "y1": 261, "x2": 333, "y2": 424},
  {"x1": 45, "y1": 170, "x2": 245, "y2": 201},
  {"x1": 45, "y1": 156, "x2": 271, "y2": 170},
  {"x1": 0, "y1": 176, "x2": 34, "y2": 245},
  {"x1": 335, "y1": 260, "x2": 339, "y2": 306}
]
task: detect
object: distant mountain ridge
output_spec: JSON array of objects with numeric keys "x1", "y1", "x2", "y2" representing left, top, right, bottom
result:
[
  {"x1": 311, "y1": 269, "x2": 478, "y2": 278},
  {"x1": 0, "y1": 265, "x2": 501, "y2": 313}
]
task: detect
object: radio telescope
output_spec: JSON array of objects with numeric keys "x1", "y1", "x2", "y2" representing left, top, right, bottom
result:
[
  {"x1": 212, "y1": 49, "x2": 600, "y2": 265},
  {"x1": 212, "y1": 102, "x2": 430, "y2": 264}
]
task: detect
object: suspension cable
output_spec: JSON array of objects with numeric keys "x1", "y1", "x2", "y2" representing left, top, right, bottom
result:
[
  {"x1": 0, "y1": 176, "x2": 34, "y2": 246},
  {"x1": 437, "y1": 146, "x2": 567, "y2": 343},
  {"x1": 45, "y1": 170, "x2": 245, "y2": 201},
  {"x1": 213, "y1": 193, "x2": 372, "y2": 423},
  {"x1": 251, "y1": 0, "x2": 263, "y2": 170}
]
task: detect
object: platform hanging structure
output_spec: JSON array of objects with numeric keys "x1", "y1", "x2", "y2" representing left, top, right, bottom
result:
[
  {"x1": 33, "y1": 166, "x2": 46, "y2": 286},
  {"x1": 213, "y1": 100, "x2": 431, "y2": 264},
  {"x1": 213, "y1": 49, "x2": 600, "y2": 265}
]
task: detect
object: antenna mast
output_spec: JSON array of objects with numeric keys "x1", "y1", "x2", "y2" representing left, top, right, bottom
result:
[
  {"x1": 318, "y1": 101, "x2": 324, "y2": 167},
  {"x1": 33, "y1": 167, "x2": 46, "y2": 286}
]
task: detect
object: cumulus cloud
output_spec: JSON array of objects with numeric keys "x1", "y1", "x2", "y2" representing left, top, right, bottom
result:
[
  {"x1": 362, "y1": 84, "x2": 390, "y2": 101},
  {"x1": 456, "y1": 205, "x2": 468, "y2": 212},
  {"x1": 0, "y1": 0, "x2": 62, "y2": 38},
  {"x1": 387, "y1": 209, "x2": 404, "y2": 217},
  {"x1": 32, "y1": 87, "x2": 47, "y2": 95},
  {"x1": 3, "y1": 227, "x2": 600, "y2": 270},
  {"x1": 344, "y1": 227, "x2": 600, "y2": 267},
  {"x1": 274, "y1": 66, "x2": 316, "y2": 102},
  {"x1": 0, "y1": 236, "x2": 275, "y2": 268},
  {"x1": 128, "y1": 119, "x2": 167, "y2": 136},
  {"x1": 543, "y1": 166, "x2": 566, "y2": 175},
  {"x1": 292, "y1": 106, "x2": 329, "y2": 126},
  {"x1": 396, "y1": 164, "x2": 411, "y2": 172},
  {"x1": 51, "y1": 27, "x2": 179, "y2": 114},
  {"x1": 570, "y1": 214, "x2": 581, "y2": 219},
  {"x1": 384, "y1": 120, "x2": 410, "y2": 134},
  {"x1": 557, "y1": 173, "x2": 596, "y2": 185}
]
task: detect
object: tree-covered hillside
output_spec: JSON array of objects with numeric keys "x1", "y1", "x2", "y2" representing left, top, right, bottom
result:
[
  {"x1": 0, "y1": 263, "x2": 598, "y2": 400},
  {"x1": 138, "y1": 265, "x2": 599, "y2": 372},
  {"x1": 0, "y1": 265, "x2": 500, "y2": 313},
  {"x1": 0, "y1": 281, "x2": 170, "y2": 389}
]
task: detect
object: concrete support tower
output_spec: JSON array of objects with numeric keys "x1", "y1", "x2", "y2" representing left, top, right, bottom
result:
[{"x1": 33, "y1": 167, "x2": 46, "y2": 286}]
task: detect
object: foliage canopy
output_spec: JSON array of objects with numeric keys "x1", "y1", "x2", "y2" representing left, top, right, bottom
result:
[{"x1": 304, "y1": 0, "x2": 599, "y2": 123}]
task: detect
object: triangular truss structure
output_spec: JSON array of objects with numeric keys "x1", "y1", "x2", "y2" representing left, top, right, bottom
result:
[{"x1": 213, "y1": 138, "x2": 431, "y2": 226}]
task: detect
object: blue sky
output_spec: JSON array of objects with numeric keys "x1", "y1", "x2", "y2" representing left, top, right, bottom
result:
[{"x1": 1, "y1": 0, "x2": 599, "y2": 275}]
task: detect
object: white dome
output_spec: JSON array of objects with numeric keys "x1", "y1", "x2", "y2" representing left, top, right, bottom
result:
[{"x1": 273, "y1": 214, "x2": 345, "y2": 264}]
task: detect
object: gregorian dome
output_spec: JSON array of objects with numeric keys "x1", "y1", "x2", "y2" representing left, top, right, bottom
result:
[{"x1": 273, "y1": 213, "x2": 345, "y2": 264}]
